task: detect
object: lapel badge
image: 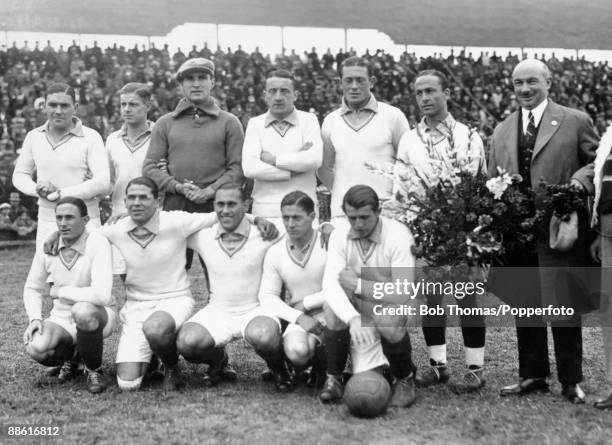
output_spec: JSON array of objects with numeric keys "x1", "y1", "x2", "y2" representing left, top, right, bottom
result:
[{"x1": 551, "y1": 120, "x2": 558, "y2": 126}]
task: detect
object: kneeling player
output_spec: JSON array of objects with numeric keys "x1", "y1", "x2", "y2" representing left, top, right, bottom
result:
[
  {"x1": 99, "y1": 178, "x2": 276, "y2": 392},
  {"x1": 320, "y1": 185, "x2": 417, "y2": 407},
  {"x1": 23, "y1": 197, "x2": 116, "y2": 393},
  {"x1": 176, "y1": 184, "x2": 293, "y2": 390},
  {"x1": 258, "y1": 191, "x2": 326, "y2": 386}
]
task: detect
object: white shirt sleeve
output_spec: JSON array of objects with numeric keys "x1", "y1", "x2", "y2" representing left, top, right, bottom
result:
[
  {"x1": 23, "y1": 252, "x2": 48, "y2": 322},
  {"x1": 242, "y1": 119, "x2": 291, "y2": 181},
  {"x1": 61, "y1": 131, "x2": 111, "y2": 199},
  {"x1": 391, "y1": 109, "x2": 410, "y2": 152},
  {"x1": 322, "y1": 230, "x2": 360, "y2": 324},
  {"x1": 302, "y1": 290, "x2": 326, "y2": 312},
  {"x1": 275, "y1": 114, "x2": 323, "y2": 172},
  {"x1": 317, "y1": 116, "x2": 335, "y2": 190},
  {"x1": 12, "y1": 132, "x2": 39, "y2": 197},
  {"x1": 258, "y1": 250, "x2": 303, "y2": 323},
  {"x1": 57, "y1": 235, "x2": 113, "y2": 306},
  {"x1": 175, "y1": 211, "x2": 220, "y2": 238}
]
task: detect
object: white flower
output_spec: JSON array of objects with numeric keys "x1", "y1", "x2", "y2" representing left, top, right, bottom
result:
[{"x1": 486, "y1": 171, "x2": 513, "y2": 199}]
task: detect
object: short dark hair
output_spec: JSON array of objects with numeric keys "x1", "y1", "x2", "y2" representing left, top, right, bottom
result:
[
  {"x1": 340, "y1": 56, "x2": 372, "y2": 77},
  {"x1": 119, "y1": 82, "x2": 151, "y2": 102},
  {"x1": 416, "y1": 69, "x2": 449, "y2": 90},
  {"x1": 266, "y1": 69, "x2": 295, "y2": 86},
  {"x1": 45, "y1": 82, "x2": 76, "y2": 103},
  {"x1": 281, "y1": 191, "x2": 315, "y2": 214},
  {"x1": 216, "y1": 182, "x2": 248, "y2": 202},
  {"x1": 125, "y1": 176, "x2": 159, "y2": 199},
  {"x1": 342, "y1": 185, "x2": 379, "y2": 212},
  {"x1": 56, "y1": 196, "x2": 88, "y2": 217}
]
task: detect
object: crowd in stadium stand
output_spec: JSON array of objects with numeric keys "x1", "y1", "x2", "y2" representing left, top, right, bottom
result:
[{"x1": 0, "y1": 40, "x2": 611, "y2": 232}]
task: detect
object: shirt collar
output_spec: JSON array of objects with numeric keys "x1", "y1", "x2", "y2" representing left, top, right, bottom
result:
[
  {"x1": 347, "y1": 218, "x2": 382, "y2": 243},
  {"x1": 215, "y1": 216, "x2": 250, "y2": 239},
  {"x1": 340, "y1": 94, "x2": 378, "y2": 115},
  {"x1": 522, "y1": 98, "x2": 548, "y2": 128},
  {"x1": 58, "y1": 230, "x2": 89, "y2": 255},
  {"x1": 125, "y1": 209, "x2": 160, "y2": 235},
  {"x1": 36, "y1": 117, "x2": 85, "y2": 137},
  {"x1": 172, "y1": 97, "x2": 220, "y2": 118},
  {"x1": 120, "y1": 120, "x2": 154, "y2": 138},
  {"x1": 264, "y1": 109, "x2": 299, "y2": 127},
  {"x1": 418, "y1": 113, "x2": 456, "y2": 136},
  {"x1": 289, "y1": 230, "x2": 316, "y2": 251}
]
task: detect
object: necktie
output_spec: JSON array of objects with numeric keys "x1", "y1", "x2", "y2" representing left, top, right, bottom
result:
[{"x1": 526, "y1": 111, "x2": 536, "y2": 140}]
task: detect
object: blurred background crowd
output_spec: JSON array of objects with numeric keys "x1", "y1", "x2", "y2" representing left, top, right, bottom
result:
[{"x1": 1, "y1": 41, "x2": 611, "y2": 238}]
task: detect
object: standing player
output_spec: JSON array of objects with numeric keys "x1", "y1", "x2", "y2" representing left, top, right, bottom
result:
[
  {"x1": 106, "y1": 83, "x2": 154, "y2": 218},
  {"x1": 395, "y1": 70, "x2": 486, "y2": 391},
  {"x1": 258, "y1": 191, "x2": 326, "y2": 385},
  {"x1": 176, "y1": 184, "x2": 294, "y2": 391},
  {"x1": 242, "y1": 70, "x2": 322, "y2": 229},
  {"x1": 13, "y1": 82, "x2": 110, "y2": 250},
  {"x1": 23, "y1": 197, "x2": 116, "y2": 393},
  {"x1": 320, "y1": 185, "x2": 417, "y2": 407},
  {"x1": 317, "y1": 57, "x2": 409, "y2": 227},
  {"x1": 143, "y1": 58, "x2": 244, "y2": 270}
]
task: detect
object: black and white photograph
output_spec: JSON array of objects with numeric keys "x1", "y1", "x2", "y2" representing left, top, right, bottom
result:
[{"x1": 1, "y1": 0, "x2": 612, "y2": 443}]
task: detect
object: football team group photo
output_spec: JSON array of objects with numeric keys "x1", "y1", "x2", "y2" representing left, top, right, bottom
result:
[{"x1": 2, "y1": 0, "x2": 612, "y2": 443}]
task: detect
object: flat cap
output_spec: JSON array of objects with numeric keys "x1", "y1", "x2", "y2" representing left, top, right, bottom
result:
[{"x1": 175, "y1": 58, "x2": 215, "y2": 80}]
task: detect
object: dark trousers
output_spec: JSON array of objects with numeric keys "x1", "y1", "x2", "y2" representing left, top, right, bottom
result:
[
  {"x1": 163, "y1": 194, "x2": 213, "y2": 274},
  {"x1": 422, "y1": 293, "x2": 486, "y2": 349},
  {"x1": 516, "y1": 316, "x2": 583, "y2": 385}
]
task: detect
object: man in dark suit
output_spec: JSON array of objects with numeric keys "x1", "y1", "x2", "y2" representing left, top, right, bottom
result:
[{"x1": 488, "y1": 59, "x2": 598, "y2": 404}]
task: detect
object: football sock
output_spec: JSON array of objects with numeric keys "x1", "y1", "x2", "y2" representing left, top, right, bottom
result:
[
  {"x1": 204, "y1": 347, "x2": 226, "y2": 368},
  {"x1": 381, "y1": 333, "x2": 414, "y2": 379},
  {"x1": 259, "y1": 346, "x2": 285, "y2": 373},
  {"x1": 117, "y1": 376, "x2": 143, "y2": 391},
  {"x1": 153, "y1": 334, "x2": 179, "y2": 367},
  {"x1": 77, "y1": 325, "x2": 103, "y2": 371},
  {"x1": 428, "y1": 344, "x2": 447, "y2": 365},
  {"x1": 324, "y1": 327, "x2": 350, "y2": 376},
  {"x1": 465, "y1": 347, "x2": 485, "y2": 368},
  {"x1": 312, "y1": 342, "x2": 327, "y2": 372}
]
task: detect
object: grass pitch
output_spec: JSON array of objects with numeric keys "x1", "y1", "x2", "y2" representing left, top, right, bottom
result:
[{"x1": 1, "y1": 245, "x2": 612, "y2": 444}]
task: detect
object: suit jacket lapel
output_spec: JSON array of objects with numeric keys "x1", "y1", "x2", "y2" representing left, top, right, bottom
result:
[{"x1": 533, "y1": 101, "x2": 564, "y2": 160}]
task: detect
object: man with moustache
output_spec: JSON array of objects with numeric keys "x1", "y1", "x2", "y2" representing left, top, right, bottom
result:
[{"x1": 488, "y1": 59, "x2": 598, "y2": 403}]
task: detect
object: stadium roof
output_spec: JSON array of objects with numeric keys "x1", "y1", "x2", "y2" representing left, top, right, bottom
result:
[{"x1": 2, "y1": 0, "x2": 611, "y2": 50}]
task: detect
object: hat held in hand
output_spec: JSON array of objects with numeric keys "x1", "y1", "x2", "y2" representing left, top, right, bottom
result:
[{"x1": 549, "y1": 211, "x2": 578, "y2": 252}]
